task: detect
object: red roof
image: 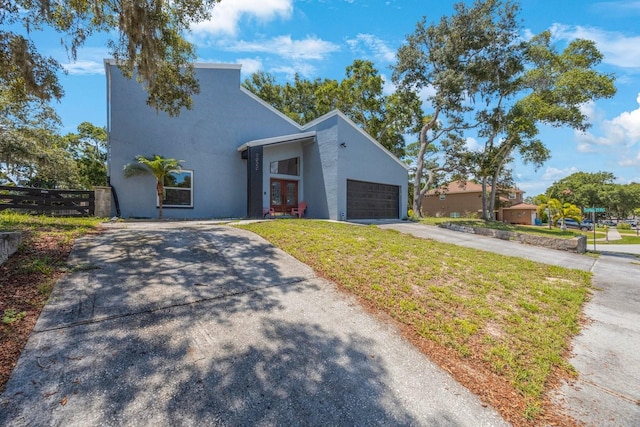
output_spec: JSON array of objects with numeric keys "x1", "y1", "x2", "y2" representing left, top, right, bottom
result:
[
  {"x1": 501, "y1": 203, "x2": 538, "y2": 211},
  {"x1": 427, "y1": 180, "x2": 523, "y2": 195}
]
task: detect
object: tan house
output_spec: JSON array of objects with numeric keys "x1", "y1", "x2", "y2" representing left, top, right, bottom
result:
[{"x1": 422, "y1": 180, "x2": 537, "y2": 224}]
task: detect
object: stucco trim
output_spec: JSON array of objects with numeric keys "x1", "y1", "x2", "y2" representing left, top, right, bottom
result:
[
  {"x1": 103, "y1": 59, "x2": 241, "y2": 70},
  {"x1": 302, "y1": 110, "x2": 409, "y2": 170},
  {"x1": 237, "y1": 131, "x2": 317, "y2": 152}
]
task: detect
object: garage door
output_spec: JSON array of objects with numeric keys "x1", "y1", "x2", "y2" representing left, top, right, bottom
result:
[{"x1": 347, "y1": 179, "x2": 400, "y2": 219}]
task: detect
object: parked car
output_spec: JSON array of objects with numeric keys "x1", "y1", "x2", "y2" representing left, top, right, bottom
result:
[{"x1": 557, "y1": 218, "x2": 593, "y2": 231}]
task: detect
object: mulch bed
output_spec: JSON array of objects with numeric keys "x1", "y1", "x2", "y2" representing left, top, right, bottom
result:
[{"x1": 0, "y1": 231, "x2": 72, "y2": 393}]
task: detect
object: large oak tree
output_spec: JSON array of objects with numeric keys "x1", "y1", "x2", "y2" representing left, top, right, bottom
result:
[
  {"x1": 1, "y1": 0, "x2": 221, "y2": 115},
  {"x1": 393, "y1": 0, "x2": 616, "y2": 218}
]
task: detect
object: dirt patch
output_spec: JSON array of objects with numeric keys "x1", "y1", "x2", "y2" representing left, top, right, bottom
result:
[{"x1": 0, "y1": 231, "x2": 74, "y2": 393}]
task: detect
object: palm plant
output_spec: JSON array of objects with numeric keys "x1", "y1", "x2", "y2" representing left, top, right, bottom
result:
[{"x1": 123, "y1": 154, "x2": 184, "y2": 219}]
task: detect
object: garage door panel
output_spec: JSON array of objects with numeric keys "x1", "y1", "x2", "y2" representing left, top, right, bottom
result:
[{"x1": 347, "y1": 179, "x2": 399, "y2": 219}]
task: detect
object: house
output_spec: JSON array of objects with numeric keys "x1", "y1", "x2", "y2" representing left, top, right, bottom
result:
[
  {"x1": 105, "y1": 61, "x2": 408, "y2": 220},
  {"x1": 422, "y1": 180, "x2": 536, "y2": 224}
]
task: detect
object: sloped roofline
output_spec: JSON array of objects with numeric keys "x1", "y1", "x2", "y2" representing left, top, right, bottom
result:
[{"x1": 302, "y1": 110, "x2": 409, "y2": 170}]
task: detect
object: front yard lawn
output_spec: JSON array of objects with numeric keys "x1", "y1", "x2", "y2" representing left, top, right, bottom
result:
[{"x1": 238, "y1": 220, "x2": 592, "y2": 426}]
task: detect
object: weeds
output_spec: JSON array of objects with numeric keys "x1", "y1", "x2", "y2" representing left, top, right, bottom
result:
[
  {"x1": 2, "y1": 309, "x2": 26, "y2": 325},
  {"x1": 237, "y1": 220, "x2": 592, "y2": 421}
]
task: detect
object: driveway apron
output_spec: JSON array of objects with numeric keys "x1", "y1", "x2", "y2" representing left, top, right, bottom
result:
[
  {"x1": 0, "y1": 222, "x2": 507, "y2": 427},
  {"x1": 380, "y1": 222, "x2": 640, "y2": 426}
]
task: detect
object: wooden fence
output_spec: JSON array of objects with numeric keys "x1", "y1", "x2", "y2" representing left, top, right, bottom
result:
[{"x1": 0, "y1": 185, "x2": 95, "y2": 217}]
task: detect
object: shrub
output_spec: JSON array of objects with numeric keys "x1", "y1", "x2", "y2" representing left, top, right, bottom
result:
[{"x1": 617, "y1": 222, "x2": 632, "y2": 230}]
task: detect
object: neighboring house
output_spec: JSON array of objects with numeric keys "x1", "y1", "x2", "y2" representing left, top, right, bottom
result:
[
  {"x1": 500, "y1": 203, "x2": 539, "y2": 226},
  {"x1": 422, "y1": 180, "x2": 534, "y2": 223},
  {"x1": 105, "y1": 61, "x2": 408, "y2": 220}
]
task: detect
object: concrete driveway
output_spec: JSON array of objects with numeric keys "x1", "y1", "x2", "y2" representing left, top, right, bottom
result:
[
  {"x1": 0, "y1": 221, "x2": 507, "y2": 426},
  {"x1": 380, "y1": 222, "x2": 640, "y2": 427}
]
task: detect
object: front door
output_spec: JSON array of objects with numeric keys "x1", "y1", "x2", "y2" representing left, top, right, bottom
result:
[{"x1": 270, "y1": 179, "x2": 298, "y2": 214}]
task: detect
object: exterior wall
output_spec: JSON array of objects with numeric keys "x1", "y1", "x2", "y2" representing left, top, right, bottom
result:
[
  {"x1": 107, "y1": 63, "x2": 300, "y2": 219},
  {"x1": 422, "y1": 192, "x2": 483, "y2": 218},
  {"x1": 262, "y1": 142, "x2": 305, "y2": 212},
  {"x1": 107, "y1": 63, "x2": 408, "y2": 220},
  {"x1": 334, "y1": 114, "x2": 408, "y2": 220},
  {"x1": 423, "y1": 188, "x2": 525, "y2": 219},
  {"x1": 302, "y1": 116, "x2": 339, "y2": 219},
  {"x1": 502, "y1": 208, "x2": 537, "y2": 225}
]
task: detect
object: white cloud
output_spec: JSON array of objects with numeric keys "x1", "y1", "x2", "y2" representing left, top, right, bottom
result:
[
  {"x1": 271, "y1": 62, "x2": 318, "y2": 79},
  {"x1": 575, "y1": 92, "x2": 640, "y2": 153},
  {"x1": 221, "y1": 35, "x2": 340, "y2": 60},
  {"x1": 465, "y1": 137, "x2": 482, "y2": 152},
  {"x1": 550, "y1": 23, "x2": 640, "y2": 69},
  {"x1": 63, "y1": 60, "x2": 105, "y2": 75},
  {"x1": 192, "y1": 0, "x2": 293, "y2": 36},
  {"x1": 346, "y1": 34, "x2": 396, "y2": 63},
  {"x1": 237, "y1": 57, "x2": 263, "y2": 75},
  {"x1": 618, "y1": 148, "x2": 640, "y2": 167},
  {"x1": 542, "y1": 166, "x2": 579, "y2": 181},
  {"x1": 609, "y1": 93, "x2": 640, "y2": 141}
]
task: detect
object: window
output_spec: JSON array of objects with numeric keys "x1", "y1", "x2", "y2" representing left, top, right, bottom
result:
[
  {"x1": 450, "y1": 212, "x2": 460, "y2": 218},
  {"x1": 509, "y1": 192, "x2": 517, "y2": 200},
  {"x1": 161, "y1": 170, "x2": 193, "y2": 207},
  {"x1": 439, "y1": 194, "x2": 446, "y2": 200},
  {"x1": 270, "y1": 157, "x2": 299, "y2": 176}
]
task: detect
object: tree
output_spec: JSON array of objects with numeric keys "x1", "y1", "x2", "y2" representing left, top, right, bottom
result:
[
  {"x1": 468, "y1": 27, "x2": 615, "y2": 220},
  {"x1": 393, "y1": 0, "x2": 616, "y2": 219},
  {"x1": 0, "y1": 90, "x2": 81, "y2": 188},
  {"x1": 604, "y1": 183, "x2": 640, "y2": 219},
  {"x1": 547, "y1": 171, "x2": 616, "y2": 210},
  {"x1": 62, "y1": 122, "x2": 108, "y2": 189},
  {"x1": 392, "y1": 0, "x2": 514, "y2": 216},
  {"x1": 243, "y1": 60, "x2": 422, "y2": 157},
  {"x1": 123, "y1": 155, "x2": 184, "y2": 219},
  {"x1": 2, "y1": 0, "x2": 221, "y2": 115},
  {"x1": 538, "y1": 197, "x2": 581, "y2": 230}
]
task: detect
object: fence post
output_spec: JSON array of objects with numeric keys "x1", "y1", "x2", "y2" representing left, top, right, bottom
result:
[{"x1": 94, "y1": 186, "x2": 112, "y2": 217}]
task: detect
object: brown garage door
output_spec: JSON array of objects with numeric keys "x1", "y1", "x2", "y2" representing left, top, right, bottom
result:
[{"x1": 347, "y1": 179, "x2": 400, "y2": 219}]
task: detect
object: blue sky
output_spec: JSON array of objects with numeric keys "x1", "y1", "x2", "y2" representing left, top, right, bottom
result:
[{"x1": 25, "y1": 0, "x2": 640, "y2": 197}]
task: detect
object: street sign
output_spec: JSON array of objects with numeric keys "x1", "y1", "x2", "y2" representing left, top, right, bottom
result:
[{"x1": 584, "y1": 207, "x2": 605, "y2": 213}]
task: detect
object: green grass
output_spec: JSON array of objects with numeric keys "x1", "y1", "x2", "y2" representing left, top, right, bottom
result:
[
  {"x1": 0, "y1": 212, "x2": 103, "y2": 305},
  {"x1": 0, "y1": 211, "x2": 102, "y2": 234},
  {"x1": 237, "y1": 220, "x2": 592, "y2": 419}
]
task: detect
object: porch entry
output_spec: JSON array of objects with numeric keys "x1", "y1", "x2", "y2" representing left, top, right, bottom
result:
[{"x1": 270, "y1": 179, "x2": 298, "y2": 214}]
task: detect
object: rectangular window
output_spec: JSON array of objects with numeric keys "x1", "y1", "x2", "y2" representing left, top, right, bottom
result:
[
  {"x1": 439, "y1": 194, "x2": 446, "y2": 200},
  {"x1": 509, "y1": 192, "x2": 516, "y2": 199},
  {"x1": 450, "y1": 212, "x2": 460, "y2": 218},
  {"x1": 161, "y1": 170, "x2": 193, "y2": 208},
  {"x1": 270, "y1": 157, "x2": 299, "y2": 176}
]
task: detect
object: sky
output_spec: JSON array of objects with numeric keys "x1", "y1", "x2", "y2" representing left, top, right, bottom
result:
[{"x1": 20, "y1": 0, "x2": 640, "y2": 197}]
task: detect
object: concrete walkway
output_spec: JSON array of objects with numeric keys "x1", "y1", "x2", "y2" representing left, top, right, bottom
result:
[
  {"x1": 0, "y1": 221, "x2": 507, "y2": 426},
  {"x1": 379, "y1": 222, "x2": 640, "y2": 427}
]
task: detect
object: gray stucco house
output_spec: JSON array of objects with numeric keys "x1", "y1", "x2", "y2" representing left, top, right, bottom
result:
[{"x1": 105, "y1": 61, "x2": 408, "y2": 220}]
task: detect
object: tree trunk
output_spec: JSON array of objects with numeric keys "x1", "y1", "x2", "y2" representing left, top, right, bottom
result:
[
  {"x1": 481, "y1": 176, "x2": 490, "y2": 220},
  {"x1": 412, "y1": 109, "x2": 440, "y2": 217},
  {"x1": 488, "y1": 156, "x2": 506, "y2": 222},
  {"x1": 156, "y1": 181, "x2": 164, "y2": 219}
]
